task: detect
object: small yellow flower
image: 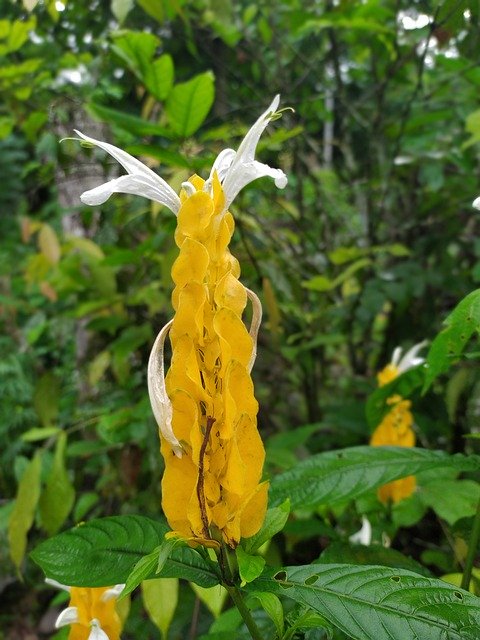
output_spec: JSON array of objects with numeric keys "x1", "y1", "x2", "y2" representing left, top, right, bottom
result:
[
  {"x1": 370, "y1": 342, "x2": 426, "y2": 504},
  {"x1": 76, "y1": 97, "x2": 288, "y2": 547},
  {"x1": 47, "y1": 580, "x2": 124, "y2": 640}
]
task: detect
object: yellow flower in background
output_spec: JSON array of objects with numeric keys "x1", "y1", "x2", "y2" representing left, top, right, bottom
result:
[
  {"x1": 370, "y1": 341, "x2": 426, "y2": 504},
  {"x1": 76, "y1": 97, "x2": 288, "y2": 547},
  {"x1": 47, "y1": 580, "x2": 124, "y2": 640}
]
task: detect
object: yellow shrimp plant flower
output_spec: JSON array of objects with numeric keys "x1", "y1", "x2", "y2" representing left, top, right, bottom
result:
[
  {"x1": 47, "y1": 580, "x2": 124, "y2": 640},
  {"x1": 370, "y1": 341, "x2": 426, "y2": 504},
  {"x1": 76, "y1": 97, "x2": 287, "y2": 547}
]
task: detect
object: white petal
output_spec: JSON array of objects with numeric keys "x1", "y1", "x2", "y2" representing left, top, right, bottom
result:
[
  {"x1": 88, "y1": 619, "x2": 110, "y2": 640},
  {"x1": 221, "y1": 95, "x2": 287, "y2": 209},
  {"x1": 55, "y1": 606, "x2": 79, "y2": 628},
  {"x1": 101, "y1": 584, "x2": 126, "y2": 602},
  {"x1": 245, "y1": 288, "x2": 262, "y2": 372},
  {"x1": 75, "y1": 130, "x2": 180, "y2": 214},
  {"x1": 208, "y1": 148, "x2": 236, "y2": 183},
  {"x1": 349, "y1": 516, "x2": 372, "y2": 546},
  {"x1": 222, "y1": 160, "x2": 287, "y2": 210},
  {"x1": 390, "y1": 346, "x2": 402, "y2": 368},
  {"x1": 473, "y1": 196, "x2": 480, "y2": 210},
  {"x1": 80, "y1": 174, "x2": 179, "y2": 211},
  {"x1": 148, "y1": 319, "x2": 183, "y2": 457},
  {"x1": 397, "y1": 340, "x2": 427, "y2": 374},
  {"x1": 45, "y1": 578, "x2": 71, "y2": 592}
]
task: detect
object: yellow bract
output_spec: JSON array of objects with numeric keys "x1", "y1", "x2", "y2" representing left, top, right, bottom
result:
[
  {"x1": 161, "y1": 174, "x2": 267, "y2": 547},
  {"x1": 370, "y1": 362, "x2": 416, "y2": 504},
  {"x1": 67, "y1": 586, "x2": 122, "y2": 640}
]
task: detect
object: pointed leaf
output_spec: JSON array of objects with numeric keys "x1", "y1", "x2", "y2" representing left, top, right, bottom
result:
[
  {"x1": 166, "y1": 71, "x2": 215, "y2": 137},
  {"x1": 142, "y1": 577, "x2": 178, "y2": 638},
  {"x1": 253, "y1": 564, "x2": 480, "y2": 640},
  {"x1": 269, "y1": 446, "x2": 480, "y2": 509},
  {"x1": 236, "y1": 547, "x2": 265, "y2": 585},
  {"x1": 8, "y1": 451, "x2": 43, "y2": 570},
  {"x1": 39, "y1": 433, "x2": 75, "y2": 535},
  {"x1": 191, "y1": 583, "x2": 227, "y2": 618},
  {"x1": 31, "y1": 515, "x2": 219, "y2": 587}
]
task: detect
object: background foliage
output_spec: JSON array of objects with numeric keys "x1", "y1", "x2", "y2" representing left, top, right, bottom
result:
[{"x1": 2, "y1": 0, "x2": 480, "y2": 638}]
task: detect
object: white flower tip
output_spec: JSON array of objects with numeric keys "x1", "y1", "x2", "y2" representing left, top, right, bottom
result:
[
  {"x1": 101, "y1": 584, "x2": 126, "y2": 602},
  {"x1": 473, "y1": 196, "x2": 480, "y2": 210},
  {"x1": 88, "y1": 619, "x2": 110, "y2": 640},
  {"x1": 45, "y1": 578, "x2": 71, "y2": 592},
  {"x1": 274, "y1": 171, "x2": 288, "y2": 189},
  {"x1": 55, "y1": 606, "x2": 79, "y2": 629},
  {"x1": 349, "y1": 516, "x2": 372, "y2": 546}
]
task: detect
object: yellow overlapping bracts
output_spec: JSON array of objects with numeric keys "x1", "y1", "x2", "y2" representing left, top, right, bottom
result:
[
  {"x1": 162, "y1": 173, "x2": 267, "y2": 547},
  {"x1": 67, "y1": 586, "x2": 122, "y2": 640}
]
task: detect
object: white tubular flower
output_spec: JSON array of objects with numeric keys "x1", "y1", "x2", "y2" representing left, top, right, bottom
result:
[
  {"x1": 473, "y1": 196, "x2": 480, "y2": 210},
  {"x1": 74, "y1": 131, "x2": 181, "y2": 213},
  {"x1": 391, "y1": 340, "x2": 427, "y2": 374},
  {"x1": 349, "y1": 516, "x2": 372, "y2": 546},
  {"x1": 75, "y1": 95, "x2": 287, "y2": 215}
]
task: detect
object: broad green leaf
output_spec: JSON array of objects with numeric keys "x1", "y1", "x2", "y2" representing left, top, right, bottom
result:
[
  {"x1": 34, "y1": 371, "x2": 60, "y2": 427},
  {"x1": 142, "y1": 578, "x2": 178, "y2": 639},
  {"x1": 166, "y1": 71, "x2": 215, "y2": 137},
  {"x1": 39, "y1": 433, "x2": 75, "y2": 535},
  {"x1": 111, "y1": 0, "x2": 134, "y2": 23},
  {"x1": 191, "y1": 583, "x2": 227, "y2": 618},
  {"x1": 8, "y1": 451, "x2": 42, "y2": 570},
  {"x1": 366, "y1": 365, "x2": 424, "y2": 429},
  {"x1": 31, "y1": 515, "x2": 219, "y2": 587},
  {"x1": 111, "y1": 31, "x2": 159, "y2": 81},
  {"x1": 423, "y1": 289, "x2": 480, "y2": 391},
  {"x1": 419, "y1": 479, "x2": 480, "y2": 525},
  {"x1": 253, "y1": 564, "x2": 480, "y2": 640},
  {"x1": 318, "y1": 542, "x2": 432, "y2": 577},
  {"x1": 236, "y1": 546, "x2": 265, "y2": 585},
  {"x1": 243, "y1": 500, "x2": 290, "y2": 553},
  {"x1": 145, "y1": 54, "x2": 174, "y2": 101},
  {"x1": 247, "y1": 591, "x2": 284, "y2": 637},
  {"x1": 269, "y1": 446, "x2": 480, "y2": 509}
]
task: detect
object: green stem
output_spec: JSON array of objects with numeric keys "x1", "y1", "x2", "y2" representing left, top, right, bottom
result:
[
  {"x1": 225, "y1": 584, "x2": 264, "y2": 640},
  {"x1": 461, "y1": 496, "x2": 480, "y2": 591}
]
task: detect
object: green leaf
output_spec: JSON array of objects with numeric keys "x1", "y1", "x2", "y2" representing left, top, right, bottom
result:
[
  {"x1": 8, "y1": 451, "x2": 42, "y2": 570},
  {"x1": 111, "y1": 30, "x2": 159, "y2": 80},
  {"x1": 366, "y1": 365, "x2": 424, "y2": 430},
  {"x1": 423, "y1": 289, "x2": 480, "y2": 391},
  {"x1": 87, "y1": 103, "x2": 170, "y2": 138},
  {"x1": 191, "y1": 583, "x2": 228, "y2": 618},
  {"x1": 34, "y1": 371, "x2": 60, "y2": 427},
  {"x1": 236, "y1": 547, "x2": 265, "y2": 585},
  {"x1": 247, "y1": 591, "x2": 284, "y2": 637},
  {"x1": 243, "y1": 500, "x2": 290, "y2": 553},
  {"x1": 31, "y1": 515, "x2": 219, "y2": 587},
  {"x1": 122, "y1": 535, "x2": 182, "y2": 597},
  {"x1": 142, "y1": 577, "x2": 178, "y2": 639},
  {"x1": 39, "y1": 433, "x2": 75, "y2": 535},
  {"x1": 253, "y1": 564, "x2": 480, "y2": 640},
  {"x1": 419, "y1": 479, "x2": 480, "y2": 525},
  {"x1": 166, "y1": 71, "x2": 215, "y2": 137},
  {"x1": 21, "y1": 426, "x2": 61, "y2": 442},
  {"x1": 269, "y1": 446, "x2": 480, "y2": 509},
  {"x1": 318, "y1": 542, "x2": 433, "y2": 577},
  {"x1": 145, "y1": 54, "x2": 174, "y2": 101}
]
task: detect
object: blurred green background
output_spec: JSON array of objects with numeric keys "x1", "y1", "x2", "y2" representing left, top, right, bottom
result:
[{"x1": 1, "y1": 0, "x2": 480, "y2": 637}]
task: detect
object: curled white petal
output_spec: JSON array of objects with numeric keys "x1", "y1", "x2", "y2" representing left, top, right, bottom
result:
[
  {"x1": 80, "y1": 174, "x2": 178, "y2": 208},
  {"x1": 45, "y1": 578, "x2": 71, "y2": 592},
  {"x1": 473, "y1": 196, "x2": 480, "y2": 210},
  {"x1": 246, "y1": 288, "x2": 262, "y2": 373},
  {"x1": 396, "y1": 340, "x2": 427, "y2": 374},
  {"x1": 100, "y1": 584, "x2": 126, "y2": 602},
  {"x1": 75, "y1": 130, "x2": 180, "y2": 214},
  {"x1": 55, "y1": 606, "x2": 79, "y2": 628},
  {"x1": 181, "y1": 181, "x2": 196, "y2": 196},
  {"x1": 220, "y1": 95, "x2": 288, "y2": 209},
  {"x1": 88, "y1": 619, "x2": 110, "y2": 640},
  {"x1": 207, "y1": 148, "x2": 236, "y2": 184},
  {"x1": 349, "y1": 516, "x2": 372, "y2": 546},
  {"x1": 148, "y1": 319, "x2": 182, "y2": 457}
]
